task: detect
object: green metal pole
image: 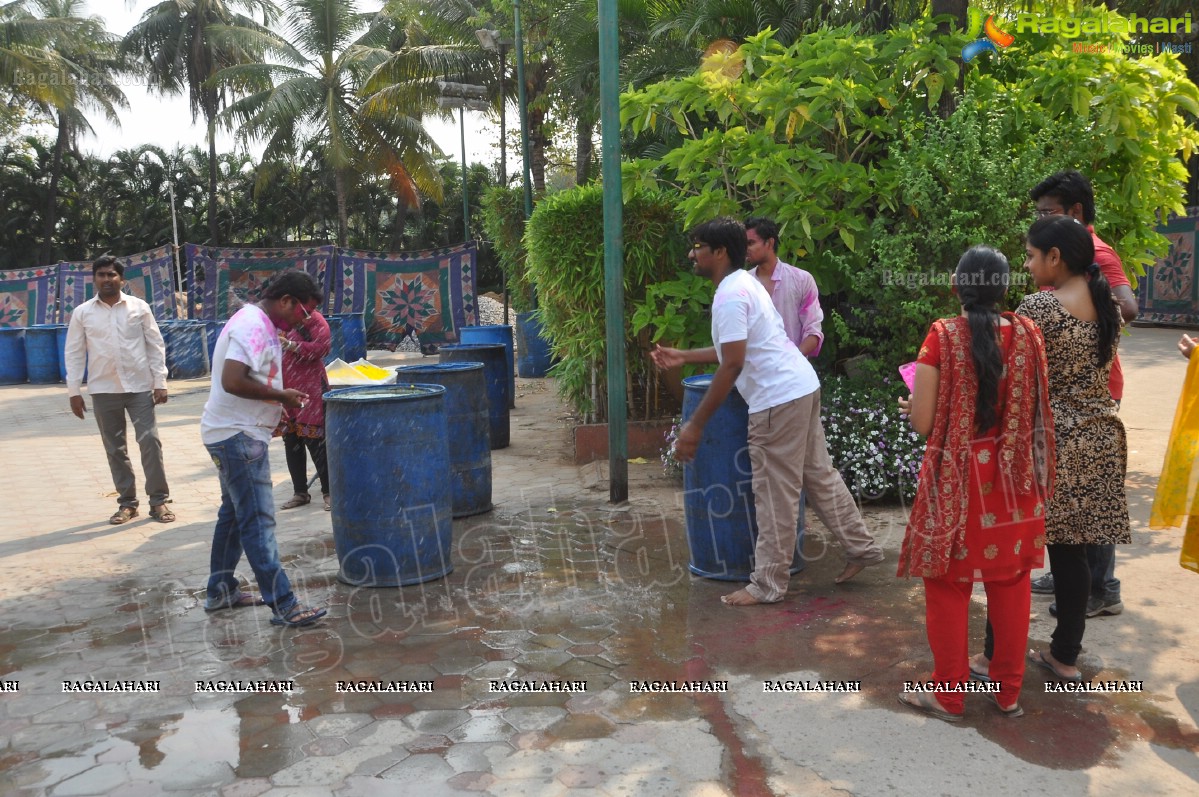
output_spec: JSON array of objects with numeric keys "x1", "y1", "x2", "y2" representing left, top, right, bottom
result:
[
  {"x1": 513, "y1": 0, "x2": 533, "y2": 221},
  {"x1": 598, "y1": 0, "x2": 627, "y2": 503},
  {"x1": 460, "y1": 106, "x2": 470, "y2": 240}
]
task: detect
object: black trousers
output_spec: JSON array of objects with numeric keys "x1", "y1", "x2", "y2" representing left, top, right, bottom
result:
[
  {"x1": 984, "y1": 543, "x2": 1088, "y2": 666},
  {"x1": 284, "y1": 432, "x2": 328, "y2": 496}
]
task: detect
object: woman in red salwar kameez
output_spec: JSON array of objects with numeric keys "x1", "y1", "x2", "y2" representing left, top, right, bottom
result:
[{"x1": 897, "y1": 246, "x2": 1055, "y2": 721}]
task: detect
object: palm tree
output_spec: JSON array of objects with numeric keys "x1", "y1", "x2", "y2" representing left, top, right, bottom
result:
[
  {"x1": 0, "y1": 0, "x2": 79, "y2": 109},
  {"x1": 218, "y1": 0, "x2": 443, "y2": 247},
  {"x1": 122, "y1": 0, "x2": 280, "y2": 246},
  {"x1": 31, "y1": 0, "x2": 135, "y2": 265}
]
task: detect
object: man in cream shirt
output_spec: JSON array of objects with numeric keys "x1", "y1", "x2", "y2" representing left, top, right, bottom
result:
[
  {"x1": 64, "y1": 255, "x2": 174, "y2": 525},
  {"x1": 651, "y1": 218, "x2": 882, "y2": 605}
]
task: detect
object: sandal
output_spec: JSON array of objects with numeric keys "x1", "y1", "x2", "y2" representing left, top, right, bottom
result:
[
  {"x1": 270, "y1": 603, "x2": 327, "y2": 628},
  {"x1": 1028, "y1": 649, "x2": 1083, "y2": 684},
  {"x1": 897, "y1": 690, "x2": 963, "y2": 723},
  {"x1": 110, "y1": 507, "x2": 138, "y2": 525},
  {"x1": 985, "y1": 691, "x2": 1024, "y2": 718},
  {"x1": 204, "y1": 592, "x2": 265, "y2": 612},
  {"x1": 323, "y1": 494, "x2": 331, "y2": 511},
  {"x1": 281, "y1": 493, "x2": 311, "y2": 510},
  {"x1": 149, "y1": 505, "x2": 176, "y2": 523}
]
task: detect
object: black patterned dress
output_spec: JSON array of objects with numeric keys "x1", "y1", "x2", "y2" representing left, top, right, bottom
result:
[{"x1": 1015, "y1": 291, "x2": 1130, "y2": 545}]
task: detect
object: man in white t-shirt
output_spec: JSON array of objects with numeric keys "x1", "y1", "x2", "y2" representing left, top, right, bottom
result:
[
  {"x1": 200, "y1": 271, "x2": 327, "y2": 627},
  {"x1": 651, "y1": 218, "x2": 882, "y2": 605}
]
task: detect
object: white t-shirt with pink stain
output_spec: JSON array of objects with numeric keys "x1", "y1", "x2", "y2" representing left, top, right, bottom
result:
[{"x1": 201, "y1": 305, "x2": 284, "y2": 445}]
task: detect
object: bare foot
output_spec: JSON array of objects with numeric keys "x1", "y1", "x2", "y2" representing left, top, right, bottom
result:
[
  {"x1": 1028, "y1": 648, "x2": 1081, "y2": 681},
  {"x1": 834, "y1": 561, "x2": 867, "y2": 584},
  {"x1": 721, "y1": 588, "x2": 767, "y2": 606},
  {"x1": 969, "y1": 653, "x2": 990, "y2": 679}
]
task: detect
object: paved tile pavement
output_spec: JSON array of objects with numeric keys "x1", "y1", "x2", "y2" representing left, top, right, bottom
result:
[{"x1": 0, "y1": 331, "x2": 1197, "y2": 796}]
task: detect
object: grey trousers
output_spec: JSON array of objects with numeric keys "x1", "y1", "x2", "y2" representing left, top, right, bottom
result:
[
  {"x1": 745, "y1": 390, "x2": 883, "y2": 603},
  {"x1": 92, "y1": 392, "x2": 169, "y2": 508}
]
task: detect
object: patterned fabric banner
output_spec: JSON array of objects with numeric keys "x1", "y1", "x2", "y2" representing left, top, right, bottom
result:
[
  {"x1": 335, "y1": 243, "x2": 478, "y2": 349},
  {"x1": 58, "y1": 245, "x2": 179, "y2": 323},
  {"x1": 186, "y1": 245, "x2": 334, "y2": 320},
  {"x1": 0, "y1": 267, "x2": 58, "y2": 328},
  {"x1": 1140, "y1": 215, "x2": 1199, "y2": 326}
]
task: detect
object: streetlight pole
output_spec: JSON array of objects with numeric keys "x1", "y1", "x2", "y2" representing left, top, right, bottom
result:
[{"x1": 513, "y1": 0, "x2": 533, "y2": 221}]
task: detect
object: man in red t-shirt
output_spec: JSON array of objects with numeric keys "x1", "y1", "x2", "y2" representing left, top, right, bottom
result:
[{"x1": 1027, "y1": 170, "x2": 1136, "y2": 619}]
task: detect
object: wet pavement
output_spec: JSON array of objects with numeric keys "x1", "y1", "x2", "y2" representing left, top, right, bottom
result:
[{"x1": 1, "y1": 327, "x2": 1197, "y2": 796}]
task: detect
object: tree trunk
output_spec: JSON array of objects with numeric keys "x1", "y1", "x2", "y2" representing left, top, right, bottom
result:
[
  {"x1": 932, "y1": 0, "x2": 968, "y2": 119},
  {"x1": 574, "y1": 116, "x2": 594, "y2": 186},
  {"x1": 390, "y1": 198, "x2": 408, "y2": 252},
  {"x1": 40, "y1": 113, "x2": 69, "y2": 266},
  {"x1": 207, "y1": 117, "x2": 220, "y2": 245},
  {"x1": 335, "y1": 169, "x2": 349, "y2": 248},
  {"x1": 528, "y1": 62, "x2": 552, "y2": 194}
]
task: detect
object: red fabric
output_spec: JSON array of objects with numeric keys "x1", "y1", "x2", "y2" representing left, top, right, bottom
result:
[
  {"x1": 281, "y1": 311, "x2": 331, "y2": 431},
  {"x1": 899, "y1": 314, "x2": 1055, "y2": 580},
  {"x1": 1090, "y1": 227, "x2": 1126, "y2": 401},
  {"x1": 923, "y1": 572, "x2": 1031, "y2": 713}
]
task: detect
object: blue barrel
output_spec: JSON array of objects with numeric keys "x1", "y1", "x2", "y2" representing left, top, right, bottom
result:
[
  {"x1": 324, "y1": 315, "x2": 345, "y2": 365},
  {"x1": 325, "y1": 384, "x2": 453, "y2": 586},
  {"x1": 681, "y1": 374, "x2": 805, "y2": 581},
  {"x1": 438, "y1": 343, "x2": 510, "y2": 449},
  {"x1": 460, "y1": 324, "x2": 515, "y2": 408},
  {"x1": 161, "y1": 320, "x2": 210, "y2": 379},
  {"x1": 335, "y1": 313, "x2": 367, "y2": 362},
  {"x1": 204, "y1": 320, "x2": 224, "y2": 365},
  {"x1": 0, "y1": 328, "x2": 27, "y2": 385},
  {"x1": 397, "y1": 363, "x2": 492, "y2": 517},
  {"x1": 25, "y1": 324, "x2": 64, "y2": 383},
  {"x1": 516, "y1": 311, "x2": 553, "y2": 378}
]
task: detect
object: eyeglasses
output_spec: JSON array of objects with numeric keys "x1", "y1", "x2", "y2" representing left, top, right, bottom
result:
[
  {"x1": 691, "y1": 242, "x2": 711, "y2": 251},
  {"x1": 1034, "y1": 207, "x2": 1064, "y2": 218}
]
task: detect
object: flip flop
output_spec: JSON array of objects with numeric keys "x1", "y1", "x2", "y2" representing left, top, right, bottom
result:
[
  {"x1": 985, "y1": 691, "x2": 1024, "y2": 717},
  {"x1": 968, "y1": 667, "x2": 992, "y2": 683},
  {"x1": 281, "y1": 493, "x2": 311, "y2": 510},
  {"x1": 897, "y1": 690, "x2": 963, "y2": 723},
  {"x1": 204, "y1": 592, "x2": 266, "y2": 612},
  {"x1": 270, "y1": 604, "x2": 327, "y2": 628},
  {"x1": 1028, "y1": 649, "x2": 1083, "y2": 684}
]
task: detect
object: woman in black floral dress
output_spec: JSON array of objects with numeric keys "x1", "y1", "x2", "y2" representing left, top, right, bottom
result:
[{"x1": 1011, "y1": 215, "x2": 1129, "y2": 681}]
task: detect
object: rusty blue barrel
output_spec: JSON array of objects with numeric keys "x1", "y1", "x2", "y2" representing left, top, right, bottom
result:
[
  {"x1": 438, "y1": 343, "x2": 509, "y2": 449},
  {"x1": 681, "y1": 374, "x2": 805, "y2": 581},
  {"x1": 24, "y1": 324, "x2": 64, "y2": 383},
  {"x1": 0, "y1": 328, "x2": 27, "y2": 384},
  {"x1": 325, "y1": 384, "x2": 453, "y2": 586},
  {"x1": 397, "y1": 363, "x2": 492, "y2": 517},
  {"x1": 459, "y1": 325, "x2": 515, "y2": 408}
]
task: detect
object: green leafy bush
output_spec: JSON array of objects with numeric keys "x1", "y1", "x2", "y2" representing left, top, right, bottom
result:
[
  {"x1": 524, "y1": 183, "x2": 688, "y2": 421},
  {"x1": 480, "y1": 185, "x2": 534, "y2": 312}
]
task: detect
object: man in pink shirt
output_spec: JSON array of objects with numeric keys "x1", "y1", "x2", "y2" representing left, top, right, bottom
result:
[
  {"x1": 745, "y1": 217, "x2": 824, "y2": 358},
  {"x1": 1028, "y1": 169, "x2": 1136, "y2": 618}
]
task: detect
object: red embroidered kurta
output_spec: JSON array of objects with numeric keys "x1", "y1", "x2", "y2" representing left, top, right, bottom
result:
[{"x1": 280, "y1": 310, "x2": 331, "y2": 437}]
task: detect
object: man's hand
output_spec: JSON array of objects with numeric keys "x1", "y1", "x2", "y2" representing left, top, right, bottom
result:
[
  {"x1": 153, "y1": 388, "x2": 168, "y2": 405},
  {"x1": 281, "y1": 389, "x2": 309, "y2": 409},
  {"x1": 673, "y1": 421, "x2": 701, "y2": 463},
  {"x1": 69, "y1": 395, "x2": 87, "y2": 419},
  {"x1": 649, "y1": 344, "x2": 684, "y2": 370},
  {"x1": 1181, "y1": 334, "x2": 1196, "y2": 360}
]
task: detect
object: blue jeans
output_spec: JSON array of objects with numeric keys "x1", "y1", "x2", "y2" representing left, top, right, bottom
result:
[
  {"x1": 1087, "y1": 543, "x2": 1120, "y2": 602},
  {"x1": 205, "y1": 432, "x2": 295, "y2": 612}
]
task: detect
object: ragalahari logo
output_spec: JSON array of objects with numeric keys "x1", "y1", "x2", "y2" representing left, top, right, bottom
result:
[{"x1": 962, "y1": 8, "x2": 1015, "y2": 62}]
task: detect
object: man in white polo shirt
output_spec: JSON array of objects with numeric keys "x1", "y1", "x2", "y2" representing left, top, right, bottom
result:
[{"x1": 651, "y1": 218, "x2": 882, "y2": 605}]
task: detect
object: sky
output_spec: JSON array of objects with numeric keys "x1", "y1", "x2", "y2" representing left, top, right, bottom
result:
[{"x1": 74, "y1": 1, "x2": 499, "y2": 167}]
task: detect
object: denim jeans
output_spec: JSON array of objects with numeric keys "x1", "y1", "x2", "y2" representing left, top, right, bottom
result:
[
  {"x1": 204, "y1": 432, "x2": 295, "y2": 612},
  {"x1": 1086, "y1": 543, "x2": 1120, "y2": 602}
]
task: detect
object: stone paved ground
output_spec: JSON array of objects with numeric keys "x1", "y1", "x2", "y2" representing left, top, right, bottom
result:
[{"x1": 0, "y1": 327, "x2": 1197, "y2": 796}]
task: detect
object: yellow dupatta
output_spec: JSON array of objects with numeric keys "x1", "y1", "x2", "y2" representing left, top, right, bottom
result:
[{"x1": 1150, "y1": 353, "x2": 1199, "y2": 573}]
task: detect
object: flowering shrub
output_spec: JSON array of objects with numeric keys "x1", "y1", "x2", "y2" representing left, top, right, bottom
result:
[
  {"x1": 820, "y1": 376, "x2": 923, "y2": 502},
  {"x1": 661, "y1": 416, "x2": 683, "y2": 480}
]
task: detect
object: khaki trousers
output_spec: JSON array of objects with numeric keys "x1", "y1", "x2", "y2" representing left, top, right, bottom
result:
[
  {"x1": 745, "y1": 390, "x2": 882, "y2": 603},
  {"x1": 92, "y1": 392, "x2": 170, "y2": 508}
]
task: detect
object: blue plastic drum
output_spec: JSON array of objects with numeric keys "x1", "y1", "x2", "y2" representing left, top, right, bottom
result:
[
  {"x1": 681, "y1": 374, "x2": 805, "y2": 581},
  {"x1": 24, "y1": 324, "x2": 64, "y2": 383},
  {"x1": 325, "y1": 384, "x2": 454, "y2": 586},
  {"x1": 437, "y1": 343, "x2": 510, "y2": 449},
  {"x1": 459, "y1": 325, "x2": 515, "y2": 408},
  {"x1": 0, "y1": 328, "x2": 27, "y2": 385}
]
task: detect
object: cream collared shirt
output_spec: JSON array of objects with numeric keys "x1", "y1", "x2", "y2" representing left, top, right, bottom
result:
[{"x1": 64, "y1": 293, "x2": 167, "y2": 397}]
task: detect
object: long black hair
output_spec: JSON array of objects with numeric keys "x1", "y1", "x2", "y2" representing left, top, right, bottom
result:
[
  {"x1": 954, "y1": 246, "x2": 1010, "y2": 432},
  {"x1": 1027, "y1": 215, "x2": 1120, "y2": 367}
]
